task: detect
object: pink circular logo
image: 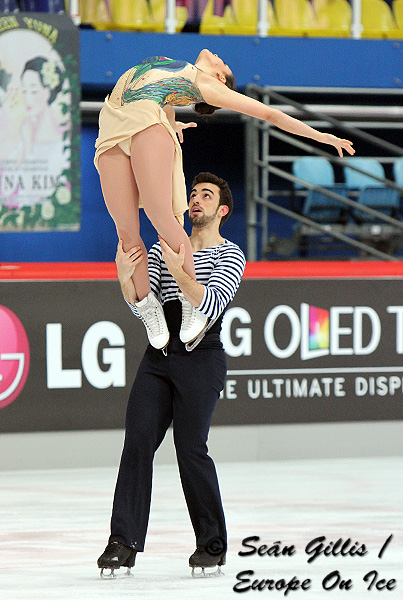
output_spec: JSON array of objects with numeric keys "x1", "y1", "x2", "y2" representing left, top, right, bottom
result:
[{"x1": 0, "y1": 306, "x2": 30, "y2": 409}]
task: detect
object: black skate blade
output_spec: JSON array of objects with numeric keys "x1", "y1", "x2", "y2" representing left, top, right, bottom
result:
[
  {"x1": 191, "y1": 565, "x2": 224, "y2": 578},
  {"x1": 100, "y1": 566, "x2": 133, "y2": 579}
]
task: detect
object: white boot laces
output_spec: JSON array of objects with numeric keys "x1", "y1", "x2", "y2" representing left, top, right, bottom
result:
[
  {"x1": 180, "y1": 296, "x2": 195, "y2": 329},
  {"x1": 140, "y1": 303, "x2": 163, "y2": 335}
]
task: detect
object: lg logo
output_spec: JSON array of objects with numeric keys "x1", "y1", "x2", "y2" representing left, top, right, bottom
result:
[
  {"x1": 46, "y1": 322, "x2": 126, "y2": 389},
  {"x1": 0, "y1": 309, "x2": 127, "y2": 406},
  {"x1": 0, "y1": 305, "x2": 30, "y2": 408}
]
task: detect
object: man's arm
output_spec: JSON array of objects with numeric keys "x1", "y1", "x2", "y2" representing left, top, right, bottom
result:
[
  {"x1": 159, "y1": 239, "x2": 204, "y2": 307},
  {"x1": 115, "y1": 240, "x2": 143, "y2": 305},
  {"x1": 116, "y1": 241, "x2": 164, "y2": 319},
  {"x1": 159, "y1": 237, "x2": 246, "y2": 319}
]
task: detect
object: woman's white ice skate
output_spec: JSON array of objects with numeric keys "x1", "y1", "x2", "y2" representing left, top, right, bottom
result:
[
  {"x1": 135, "y1": 292, "x2": 169, "y2": 349},
  {"x1": 178, "y1": 293, "x2": 208, "y2": 345}
]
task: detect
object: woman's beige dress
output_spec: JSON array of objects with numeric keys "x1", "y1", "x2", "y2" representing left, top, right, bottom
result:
[{"x1": 94, "y1": 58, "x2": 204, "y2": 224}]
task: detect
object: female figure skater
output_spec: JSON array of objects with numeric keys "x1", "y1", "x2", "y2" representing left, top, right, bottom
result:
[{"x1": 94, "y1": 50, "x2": 354, "y2": 349}]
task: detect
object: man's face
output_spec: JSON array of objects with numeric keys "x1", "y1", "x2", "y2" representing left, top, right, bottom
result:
[{"x1": 189, "y1": 182, "x2": 222, "y2": 228}]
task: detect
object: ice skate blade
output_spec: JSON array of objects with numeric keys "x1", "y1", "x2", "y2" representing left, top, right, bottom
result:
[
  {"x1": 153, "y1": 334, "x2": 170, "y2": 352},
  {"x1": 100, "y1": 567, "x2": 133, "y2": 579},
  {"x1": 191, "y1": 565, "x2": 224, "y2": 578},
  {"x1": 185, "y1": 316, "x2": 219, "y2": 352}
]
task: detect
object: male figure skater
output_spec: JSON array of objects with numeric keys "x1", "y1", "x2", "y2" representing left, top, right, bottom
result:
[{"x1": 97, "y1": 172, "x2": 245, "y2": 577}]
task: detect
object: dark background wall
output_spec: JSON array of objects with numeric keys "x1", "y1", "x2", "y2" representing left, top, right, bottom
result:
[{"x1": 3, "y1": 275, "x2": 403, "y2": 432}]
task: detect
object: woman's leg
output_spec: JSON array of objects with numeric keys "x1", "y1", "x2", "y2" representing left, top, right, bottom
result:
[
  {"x1": 130, "y1": 125, "x2": 196, "y2": 280},
  {"x1": 98, "y1": 145, "x2": 151, "y2": 300}
]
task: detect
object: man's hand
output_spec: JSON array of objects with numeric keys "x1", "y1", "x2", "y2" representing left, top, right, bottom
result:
[
  {"x1": 159, "y1": 236, "x2": 205, "y2": 308},
  {"x1": 159, "y1": 236, "x2": 185, "y2": 275},
  {"x1": 115, "y1": 240, "x2": 143, "y2": 282}
]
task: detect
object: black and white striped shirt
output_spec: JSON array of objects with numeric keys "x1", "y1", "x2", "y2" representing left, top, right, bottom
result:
[{"x1": 128, "y1": 239, "x2": 245, "y2": 320}]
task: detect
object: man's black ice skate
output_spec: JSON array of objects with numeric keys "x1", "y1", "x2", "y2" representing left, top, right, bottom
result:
[
  {"x1": 189, "y1": 545, "x2": 226, "y2": 578},
  {"x1": 97, "y1": 542, "x2": 136, "y2": 578}
]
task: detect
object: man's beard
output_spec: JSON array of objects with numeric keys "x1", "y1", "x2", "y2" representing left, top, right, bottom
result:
[{"x1": 189, "y1": 208, "x2": 219, "y2": 228}]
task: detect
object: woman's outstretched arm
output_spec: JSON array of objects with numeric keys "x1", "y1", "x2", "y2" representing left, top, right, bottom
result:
[{"x1": 198, "y1": 75, "x2": 355, "y2": 157}]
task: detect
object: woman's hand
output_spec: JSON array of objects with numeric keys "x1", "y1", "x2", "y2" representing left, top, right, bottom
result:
[
  {"x1": 173, "y1": 120, "x2": 197, "y2": 143},
  {"x1": 321, "y1": 133, "x2": 355, "y2": 158},
  {"x1": 115, "y1": 239, "x2": 143, "y2": 282}
]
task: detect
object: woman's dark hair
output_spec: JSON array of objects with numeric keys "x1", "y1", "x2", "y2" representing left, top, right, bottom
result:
[
  {"x1": 21, "y1": 56, "x2": 63, "y2": 105},
  {"x1": 194, "y1": 72, "x2": 236, "y2": 117},
  {"x1": 192, "y1": 171, "x2": 233, "y2": 227}
]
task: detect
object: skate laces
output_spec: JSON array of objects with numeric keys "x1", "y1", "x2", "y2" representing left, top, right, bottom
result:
[
  {"x1": 179, "y1": 294, "x2": 196, "y2": 328},
  {"x1": 140, "y1": 302, "x2": 164, "y2": 335}
]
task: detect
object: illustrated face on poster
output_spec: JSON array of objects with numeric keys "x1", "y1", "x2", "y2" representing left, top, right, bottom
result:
[{"x1": 0, "y1": 16, "x2": 80, "y2": 231}]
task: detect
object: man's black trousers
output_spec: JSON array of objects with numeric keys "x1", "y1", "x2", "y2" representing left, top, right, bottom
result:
[{"x1": 109, "y1": 336, "x2": 227, "y2": 553}]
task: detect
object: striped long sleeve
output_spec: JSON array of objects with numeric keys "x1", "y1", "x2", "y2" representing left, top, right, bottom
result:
[
  {"x1": 126, "y1": 239, "x2": 245, "y2": 319},
  {"x1": 196, "y1": 243, "x2": 245, "y2": 320}
]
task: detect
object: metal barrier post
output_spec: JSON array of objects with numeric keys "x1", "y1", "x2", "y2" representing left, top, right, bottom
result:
[
  {"x1": 257, "y1": 0, "x2": 269, "y2": 37},
  {"x1": 165, "y1": 0, "x2": 177, "y2": 33},
  {"x1": 69, "y1": 0, "x2": 80, "y2": 25},
  {"x1": 351, "y1": 0, "x2": 363, "y2": 39},
  {"x1": 245, "y1": 84, "x2": 403, "y2": 260}
]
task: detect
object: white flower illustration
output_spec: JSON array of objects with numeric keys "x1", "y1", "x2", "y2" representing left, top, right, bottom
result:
[
  {"x1": 41, "y1": 61, "x2": 60, "y2": 91},
  {"x1": 56, "y1": 186, "x2": 71, "y2": 205},
  {"x1": 41, "y1": 200, "x2": 55, "y2": 220},
  {"x1": 16, "y1": 212, "x2": 24, "y2": 228}
]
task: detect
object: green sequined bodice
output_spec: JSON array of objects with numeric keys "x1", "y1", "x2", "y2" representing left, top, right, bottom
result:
[{"x1": 122, "y1": 56, "x2": 203, "y2": 107}]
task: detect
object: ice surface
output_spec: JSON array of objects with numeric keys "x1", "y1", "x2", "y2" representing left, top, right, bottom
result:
[{"x1": 1, "y1": 457, "x2": 402, "y2": 599}]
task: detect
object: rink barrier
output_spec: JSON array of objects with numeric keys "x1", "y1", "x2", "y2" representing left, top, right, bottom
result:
[
  {"x1": 2, "y1": 260, "x2": 403, "y2": 280},
  {"x1": 1, "y1": 261, "x2": 403, "y2": 433}
]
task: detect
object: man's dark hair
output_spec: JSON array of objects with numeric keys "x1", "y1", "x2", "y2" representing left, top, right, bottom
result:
[{"x1": 192, "y1": 172, "x2": 233, "y2": 227}]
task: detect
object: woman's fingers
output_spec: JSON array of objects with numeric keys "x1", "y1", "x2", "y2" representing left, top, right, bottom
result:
[
  {"x1": 343, "y1": 140, "x2": 355, "y2": 155},
  {"x1": 175, "y1": 121, "x2": 197, "y2": 144},
  {"x1": 333, "y1": 137, "x2": 355, "y2": 158},
  {"x1": 339, "y1": 141, "x2": 355, "y2": 157}
]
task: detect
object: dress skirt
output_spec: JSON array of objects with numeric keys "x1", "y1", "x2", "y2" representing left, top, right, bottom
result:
[{"x1": 94, "y1": 96, "x2": 188, "y2": 223}]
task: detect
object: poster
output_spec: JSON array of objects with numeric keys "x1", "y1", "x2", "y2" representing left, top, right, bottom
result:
[{"x1": 0, "y1": 13, "x2": 80, "y2": 231}]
